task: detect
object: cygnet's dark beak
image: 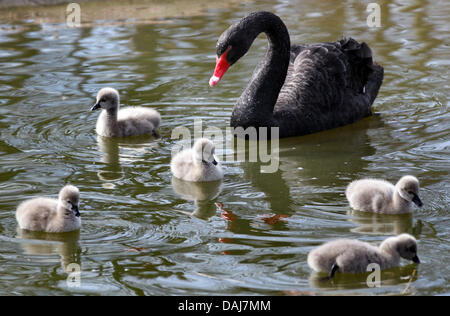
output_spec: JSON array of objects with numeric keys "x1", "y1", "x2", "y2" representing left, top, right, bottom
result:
[
  {"x1": 91, "y1": 103, "x2": 101, "y2": 111},
  {"x1": 412, "y1": 255, "x2": 420, "y2": 264},
  {"x1": 212, "y1": 159, "x2": 218, "y2": 166},
  {"x1": 72, "y1": 205, "x2": 80, "y2": 217},
  {"x1": 412, "y1": 193, "x2": 423, "y2": 207}
]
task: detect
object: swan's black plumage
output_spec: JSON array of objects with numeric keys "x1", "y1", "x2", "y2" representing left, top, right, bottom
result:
[{"x1": 213, "y1": 11, "x2": 384, "y2": 138}]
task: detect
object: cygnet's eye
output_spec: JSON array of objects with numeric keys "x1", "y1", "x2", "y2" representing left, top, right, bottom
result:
[
  {"x1": 100, "y1": 98, "x2": 106, "y2": 103},
  {"x1": 67, "y1": 200, "x2": 72, "y2": 205}
]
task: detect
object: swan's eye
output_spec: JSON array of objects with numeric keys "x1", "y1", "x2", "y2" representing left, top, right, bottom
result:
[
  {"x1": 67, "y1": 200, "x2": 72, "y2": 205},
  {"x1": 218, "y1": 45, "x2": 232, "y2": 58},
  {"x1": 100, "y1": 98, "x2": 106, "y2": 103},
  {"x1": 217, "y1": 44, "x2": 232, "y2": 56}
]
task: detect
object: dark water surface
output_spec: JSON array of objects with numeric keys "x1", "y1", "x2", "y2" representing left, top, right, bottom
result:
[{"x1": 0, "y1": 0, "x2": 448, "y2": 295}]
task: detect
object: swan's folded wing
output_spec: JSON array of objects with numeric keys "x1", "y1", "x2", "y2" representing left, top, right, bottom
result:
[
  {"x1": 280, "y1": 39, "x2": 382, "y2": 113},
  {"x1": 278, "y1": 42, "x2": 349, "y2": 115},
  {"x1": 290, "y1": 44, "x2": 307, "y2": 62},
  {"x1": 272, "y1": 39, "x2": 383, "y2": 136}
]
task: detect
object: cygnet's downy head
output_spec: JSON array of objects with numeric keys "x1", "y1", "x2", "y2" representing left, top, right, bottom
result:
[
  {"x1": 91, "y1": 87, "x2": 120, "y2": 112},
  {"x1": 193, "y1": 138, "x2": 218, "y2": 166},
  {"x1": 396, "y1": 175, "x2": 423, "y2": 207},
  {"x1": 393, "y1": 234, "x2": 420, "y2": 264},
  {"x1": 59, "y1": 185, "x2": 80, "y2": 217}
]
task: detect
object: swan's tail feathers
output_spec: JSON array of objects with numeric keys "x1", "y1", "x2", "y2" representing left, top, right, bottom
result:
[
  {"x1": 340, "y1": 37, "x2": 384, "y2": 104},
  {"x1": 366, "y1": 61, "x2": 384, "y2": 106}
]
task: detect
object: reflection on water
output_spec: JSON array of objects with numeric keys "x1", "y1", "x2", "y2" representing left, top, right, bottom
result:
[
  {"x1": 308, "y1": 265, "x2": 419, "y2": 294},
  {"x1": 171, "y1": 177, "x2": 222, "y2": 219},
  {"x1": 241, "y1": 116, "x2": 382, "y2": 208},
  {"x1": 0, "y1": 0, "x2": 448, "y2": 295},
  {"x1": 96, "y1": 136, "x2": 123, "y2": 184},
  {"x1": 96, "y1": 135, "x2": 159, "y2": 186},
  {"x1": 348, "y1": 210, "x2": 423, "y2": 236},
  {"x1": 16, "y1": 229, "x2": 81, "y2": 271}
]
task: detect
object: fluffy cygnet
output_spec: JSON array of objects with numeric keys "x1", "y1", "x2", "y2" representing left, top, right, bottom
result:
[
  {"x1": 91, "y1": 87, "x2": 161, "y2": 137},
  {"x1": 16, "y1": 185, "x2": 81, "y2": 233},
  {"x1": 307, "y1": 234, "x2": 420, "y2": 278},
  {"x1": 170, "y1": 138, "x2": 223, "y2": 182},
  {"x1": 345, "y1": 175, "x2": 423, "y2": 214}
]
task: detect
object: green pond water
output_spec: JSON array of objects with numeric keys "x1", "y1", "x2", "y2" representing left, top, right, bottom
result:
[{"x1": 0, "y1": 0, "x2": 448, "y2": 295}]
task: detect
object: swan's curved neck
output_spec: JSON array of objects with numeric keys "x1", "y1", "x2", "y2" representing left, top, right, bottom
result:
[
  {"x1": 106, "y1": 107, "x2": 118, "y2": 117},
  {"x1": 392, "y1": 190, "x2": 411, "y2": 213},
  {"x1": 103, "y1": 108, "x2": 119, "y2": 136},
  {"x1": 379, "y1": 239, "x2": 401, "y2": 267},
  {"x1": 232, "y1": 12, "x2": 291, "y2": 128}
]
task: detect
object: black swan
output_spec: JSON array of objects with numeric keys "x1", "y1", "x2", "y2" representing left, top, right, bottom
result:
[{"x1": 209, "y1": 11, "x2": 384, "y2": 138}]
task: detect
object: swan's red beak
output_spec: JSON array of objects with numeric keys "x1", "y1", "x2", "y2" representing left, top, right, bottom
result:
[{"x1": 209, "y1": 50, "x2": 231, "y2": 87}]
